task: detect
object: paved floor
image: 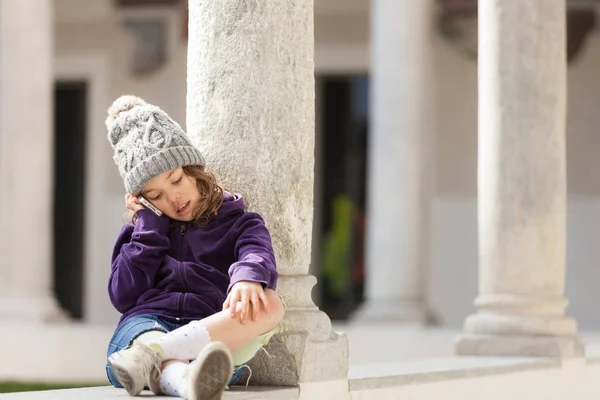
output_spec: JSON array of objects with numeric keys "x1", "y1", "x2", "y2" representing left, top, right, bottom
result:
[{"x1": 1, "y1": 386, "x2": 300, "y2": 399}]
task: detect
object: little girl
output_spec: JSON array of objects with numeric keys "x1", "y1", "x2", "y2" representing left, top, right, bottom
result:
[{"x1": 104, "y1": 95, "x2": 284, "y2": 400}]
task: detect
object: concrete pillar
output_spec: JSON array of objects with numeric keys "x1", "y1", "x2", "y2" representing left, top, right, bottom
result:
[
  {"x1": 355, "y1": 0, "x2": 435, "y2": 323},
  {"x1": 455, "y1": 0, "x2": 583, "y2": 357},
  {"x1": 0, "y1": 0, "x2": 66, "y2": 322},
  {"x1": 186, "y1": 0, "x2": 348, "y2": 388}
]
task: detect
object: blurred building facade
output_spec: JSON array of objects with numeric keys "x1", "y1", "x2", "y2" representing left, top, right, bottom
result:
[{"x1": 2, "y1": 0, "x2": 600, "y2": 332}]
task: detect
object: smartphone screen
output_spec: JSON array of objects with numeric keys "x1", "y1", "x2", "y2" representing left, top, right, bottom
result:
[{"x1": 138, "y1": 196, "x2": 163, "y2": 217}]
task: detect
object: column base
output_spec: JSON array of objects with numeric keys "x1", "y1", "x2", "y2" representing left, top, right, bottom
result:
[
  {"x1": 455, "y1": 311, "x2": 585, "y2": 358},
  {"x1": 0, "y1": 295, "x2": 69, "y2": 323},
  {"x1": 352, "y1": 298, "x2": 436, "y2": 325},
  {"x1": 463, "y1": 311, "x2": 578, "y2": 337},
  {"x1": 243, "y1": 309, "x2": 349, "y2": 385},
  {"x1": 236, "y1": 274, "x2": 348, "y2": 385},
  {"x1": 455, "y1": 333, "x2": 584, "y2": 358}
]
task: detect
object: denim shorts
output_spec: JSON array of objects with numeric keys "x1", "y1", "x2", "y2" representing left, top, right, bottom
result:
[{"x1": 106, "y1": 314, "x2": 268, "y2": 388}]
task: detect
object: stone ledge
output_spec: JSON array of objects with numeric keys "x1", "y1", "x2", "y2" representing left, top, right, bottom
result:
[
  {"x1": 350, "y1": 357, "x2": 599, "y2": 400},
  {"x1": 1, "y1": 386, "x2": 300, "y2": 399},
  {"x1": 455, "y1": 333, "x2": 585, "y2": 358},
  {"x1": 348, "y1": 357, "x2": 561, "y2": 391},
  {"x1": 2, "y1": 356, "x2": 598, "y2": 400}
]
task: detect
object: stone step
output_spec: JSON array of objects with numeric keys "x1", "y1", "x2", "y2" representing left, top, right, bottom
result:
[
  {"x1": 6, "y1": 349, "x2": 600, "y2": 400},
  {"x1": 0, "y1": 386, "x2": 300, "y2": 399}
]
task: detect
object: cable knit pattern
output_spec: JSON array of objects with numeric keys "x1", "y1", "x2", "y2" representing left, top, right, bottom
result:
[{"x1": 105, "y1": 95, "x2": 205, "y2": 194}]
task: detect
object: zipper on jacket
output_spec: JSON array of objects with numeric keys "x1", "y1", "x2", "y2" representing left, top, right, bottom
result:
[
  {"x1": 176, "y1": 293, "x2": 184, "y2": 321},
  {"x1": 177, "y1": 223, "x2": 188, "y2": 319}
]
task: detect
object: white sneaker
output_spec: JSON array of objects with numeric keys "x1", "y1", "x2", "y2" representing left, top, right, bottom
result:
[
  {"x1": 188, "y1": 342, "x2": 233, "y2": 400},
  {"x1": 108, "y1": 342, "x2": 163, "y2": 396}
]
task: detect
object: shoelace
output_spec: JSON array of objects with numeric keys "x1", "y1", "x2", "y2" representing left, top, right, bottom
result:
[
  {"x1": 137, "y1": 345, "x2": 163, "y2": 383},
  {"x1": 152, "y1": 355, "x2": 163, "y2": 381}
]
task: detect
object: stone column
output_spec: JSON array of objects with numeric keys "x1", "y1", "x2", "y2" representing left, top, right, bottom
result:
[
  {"x1": 186, "y1": 0, "x2": 348, "y2": 388},
  {"x1": 455, "y1": 0, "x2": 583, "y2": 357},
  {"x1": 355, "y1": 0, "x2": 434, "y2": 323},
  {"x1": 0, "y1": 0, "x2": 66, "y2": 322}
]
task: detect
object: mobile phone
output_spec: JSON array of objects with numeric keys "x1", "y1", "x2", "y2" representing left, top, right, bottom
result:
[{"x1": 138, "y1": 196, "x2": 163, "y2": 217}]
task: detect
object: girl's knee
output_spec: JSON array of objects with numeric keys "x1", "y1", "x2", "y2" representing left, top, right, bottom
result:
[{"x1": 264, "y1": 290, "x2": 285, "y2": 328}]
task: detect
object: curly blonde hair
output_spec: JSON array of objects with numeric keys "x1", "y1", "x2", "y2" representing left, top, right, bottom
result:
[{"x1": 128, "y1": 165, "x2": 225, "y2": 227}]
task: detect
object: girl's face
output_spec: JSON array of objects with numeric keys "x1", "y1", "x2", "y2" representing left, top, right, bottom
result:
[{"x1": 139, "y1": 167, "x2": 200, "y2": 221}]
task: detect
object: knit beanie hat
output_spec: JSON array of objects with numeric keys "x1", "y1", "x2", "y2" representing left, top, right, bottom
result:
[{"x1": 105, "y1": 95, "x2": 205, "y2": 194}]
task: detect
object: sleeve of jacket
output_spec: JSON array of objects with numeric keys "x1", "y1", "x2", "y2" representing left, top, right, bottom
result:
[
  {"x1": 228, "y1": 213, "x2": 278, "y2": 293},
  {"x1": 108, "y1": 209, "x2": 171, "y2": 313}
]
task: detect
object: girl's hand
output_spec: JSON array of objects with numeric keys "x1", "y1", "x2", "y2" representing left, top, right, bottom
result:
[
  {"x1": 223, "y1": 281, "x2": 269, "y2": 324},
  {"x1": 125, "y1": 194, "x2": 145, "y2": 213}
]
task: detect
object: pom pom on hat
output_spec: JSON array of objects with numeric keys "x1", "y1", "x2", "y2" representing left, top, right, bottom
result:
[{"x1": 105, "y1": 95, "x2": 147, "y2": 127}]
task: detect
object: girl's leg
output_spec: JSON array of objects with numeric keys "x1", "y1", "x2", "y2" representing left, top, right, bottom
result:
[
  {"x1": 110, "y1": 290, "x2": 285, "y2": 397},
  {"x1": 154, "y1": 289, "x2": 284, "y2": 360},
  {"x1": 157, "y1": 315, "x2": 281, "y2": 398},
  {"x1": 153, "y1": 289, "x2": 284, "y2": 398}
]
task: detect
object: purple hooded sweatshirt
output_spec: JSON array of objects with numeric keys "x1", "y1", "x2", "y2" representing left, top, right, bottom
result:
[{"x1": 108, "y1": 193, "x2": 277, "y2": 326}]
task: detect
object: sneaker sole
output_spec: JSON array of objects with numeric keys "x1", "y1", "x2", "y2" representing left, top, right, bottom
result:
[
  {"x1": 188, "y1": 342, "x2": 233, "y2": 400},
  {"x1": 108, "y1": 357, "x2": 144, "y2": 397}
]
